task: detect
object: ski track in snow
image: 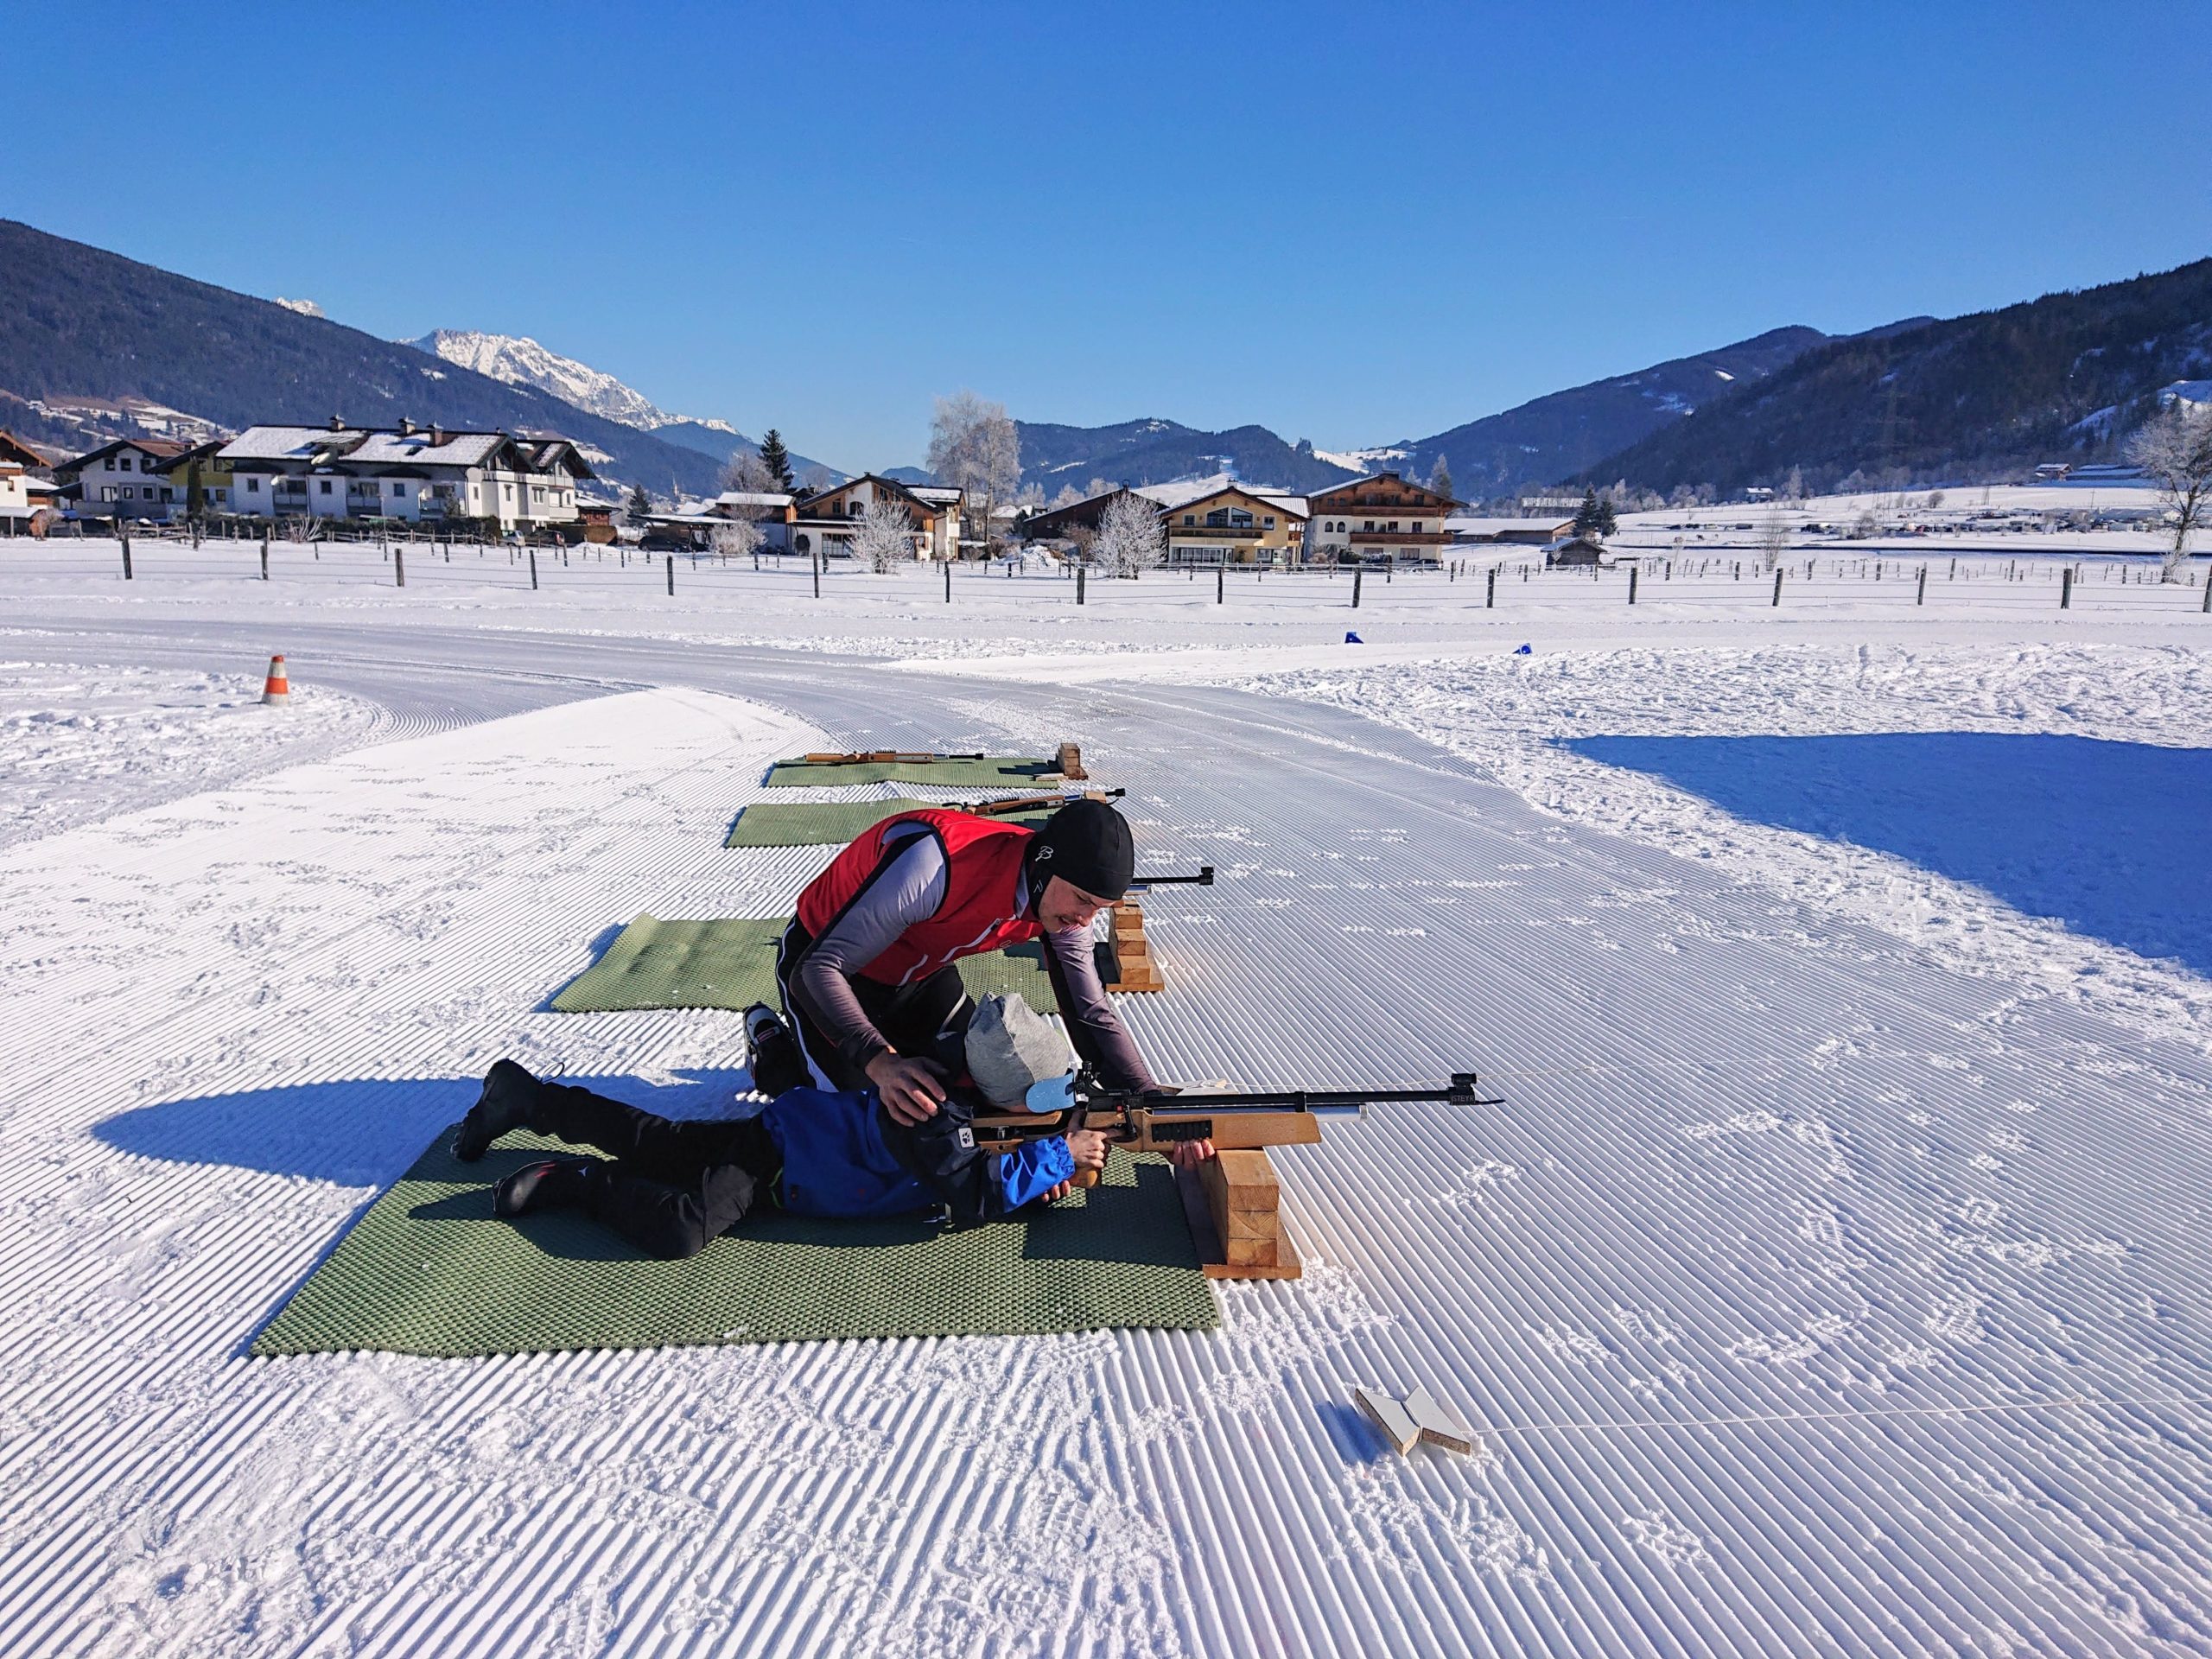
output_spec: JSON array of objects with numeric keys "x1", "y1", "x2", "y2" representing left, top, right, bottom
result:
[{"x1": 3, "y1": 584, "x2": 2212, "y2": 1652}]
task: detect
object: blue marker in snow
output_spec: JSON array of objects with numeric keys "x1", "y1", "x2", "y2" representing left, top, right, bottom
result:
[
  {"x1": 1514, "y1": 644, "x2": 1532, "y2": 655},
  {"x1": 1344, "y1": 631, "x2": 1363, "y2": 644}
]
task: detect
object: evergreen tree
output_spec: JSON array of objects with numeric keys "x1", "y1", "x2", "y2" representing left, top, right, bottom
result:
[
  {"x1": 626, "y1": 483, "x2": 652, "y2": 520},
  {"x1": 1430, "y1": 454, "x2": 1454, "y2": 500},
  {"x1": 1572, "y1": 484, "x2": 1607, "y2": 539},
  {"x1": 757, "y1": 429, "x2": 794, "y2": 493}
]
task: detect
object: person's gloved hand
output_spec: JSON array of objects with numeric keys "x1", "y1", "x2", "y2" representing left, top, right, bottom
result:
[{"x1": 867, "y1": 1052, "x2": 949, "y2": 1125}]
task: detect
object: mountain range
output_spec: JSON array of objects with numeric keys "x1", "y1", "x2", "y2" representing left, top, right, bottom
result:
[
  {"x1": 405, "y1": 330, "x2": 840, "y2": 484},
  {"x1": 0, "y1": 219, "x2": 728, "y2": 498},
  {"x1": 3, "y1": 214, "x2": 2202, "y2": 507},
  {"x1": 1580, "y1": 258, "x2": 2212, "y2": 494}
]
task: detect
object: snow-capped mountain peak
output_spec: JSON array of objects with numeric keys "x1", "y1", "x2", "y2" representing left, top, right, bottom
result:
[{"x1": 406, "y1": 329, "x2": 712, "y2": 435}]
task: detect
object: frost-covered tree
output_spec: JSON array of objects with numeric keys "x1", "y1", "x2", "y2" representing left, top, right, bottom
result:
[
  {"x1": 1094, "y1": 490, "x2": 1165, "y2": 576},
  {"x1": 926, "y1": 391, "x2": 1021, "y2": 559},
  {"x1": 1758, "y1": 511, "x2": 1789, "y2": 571},
  {"x1": 710, "y1": 517, "x2": 763, "y2": 562},
  {"x1": 756, "y1": 430, "x2": 794, "y2": 493},
  {"x1": 854, "y1": 497, "x2": 914, "y2": 573},
  {"x1": 720, "y1": 448, "x2": 779, "y2": 495},
  {"x1": 1049, "y1": 483, "x2": 1084, "y2": 510},
  {"x1": 798, "y1": 465, "x2": 834, "y2": 497},
  {"x1": 2126, "y1": 400, "x2": 2212, "y2": 582},
  {"x1": 1783, "y1": 465, "x2": 1805, "y2": 503},
  {"x1": 1429, "y1": 454, "x2": 1454, "y2": 500}
]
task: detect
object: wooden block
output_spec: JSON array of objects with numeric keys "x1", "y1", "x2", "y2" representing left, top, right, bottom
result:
[
  {"x1": 1055, "y1": 741, "x2": 1087, "y2": 781},
  {"x1": 1355, "y1": 1387, "x2": 1421, "y2": 1455},
  {"x1": 1176, "y1": 1167, "x2": 1303, "y2": 1280},
  {"x1": 1403, "y1": 1386, "x2": 1478, "y2": 1456},
  {"x1": 1208, "y1": 1149, "x2": 1279, "y2": 1211},
  {"x1": 1218, "y1": 1203, "x2": 1278, "y2": 1243},
  {"x1": 1111, "y1": 908, "x2": 1147, "y2": 938}
]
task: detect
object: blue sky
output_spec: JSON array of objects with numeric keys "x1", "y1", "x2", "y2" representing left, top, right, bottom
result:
[{"x1": 4, "y1": 1, "x2": 2208, "y2": 473}]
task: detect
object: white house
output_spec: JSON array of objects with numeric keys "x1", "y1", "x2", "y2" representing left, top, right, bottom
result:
[
  {"x1": 791, "y1": 474, "x2": 963, "y2": 562},
  {"x1": 61, "y1": 437, "x2": 194, "y2": 522},
  {"x1": 217, "y1": 419, "x2": 594, "y2": 530}
]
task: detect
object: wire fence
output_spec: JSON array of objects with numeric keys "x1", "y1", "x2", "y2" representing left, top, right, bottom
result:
[{"x1": 5, "y1": 534, "x2": 2208, "y2": 619}]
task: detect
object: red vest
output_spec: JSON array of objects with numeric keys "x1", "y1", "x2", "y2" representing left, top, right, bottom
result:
[{"x1": 795, "y1": 809, "x2": 1041, "y2": 986}]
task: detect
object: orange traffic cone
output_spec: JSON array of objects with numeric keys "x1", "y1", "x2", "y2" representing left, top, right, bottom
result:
[{"x1": 261, "y1": 654, "x2": 290, "y2": 706}]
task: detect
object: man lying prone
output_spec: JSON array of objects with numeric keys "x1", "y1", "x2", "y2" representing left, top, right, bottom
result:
[{"x1": 452, "y1": 992, "x2": 1205, "y2": 1258}]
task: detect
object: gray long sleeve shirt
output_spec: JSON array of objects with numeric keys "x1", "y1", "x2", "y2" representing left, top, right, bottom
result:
[{"x1": 791, "y1": 821, "x2": 1156, "y2": 1090}]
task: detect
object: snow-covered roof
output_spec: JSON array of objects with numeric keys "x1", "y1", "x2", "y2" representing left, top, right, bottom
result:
[
  {"x1": 714, "y1": 492, "x2": 794, "y2": 509},
  {"x1": 1447, "y1": 516, "x2": 1576, "y2": 535},
  {"x1": 907, "y1": 485, "x2": 963, "y2": 504},
  {"x1": 343, "y1": 431, "x2": 507, "y2": 467},
  {"x1": 218, "y1": 426, "x2": 365, "y2": 462}
]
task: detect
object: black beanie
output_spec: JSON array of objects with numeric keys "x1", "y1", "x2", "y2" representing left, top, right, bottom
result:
[{"x1": 1029, "y1": 799, "x2": 1135, "y2": 900}]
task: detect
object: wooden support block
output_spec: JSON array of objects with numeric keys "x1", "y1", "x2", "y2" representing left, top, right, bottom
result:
[
  {"x1": 1055, "y1": 741, "x2": 1087, "y2": 781},
  {"x1": 1110, "y1": 906, "x2": 1147, "y2": 938},
  {"x1": 1403, "y1": 1386, "x2": 1478, "y2": 1456},
  {"x1": 1204, "y1": 1149, "x2": 1279, "y2": 1211},
  {"x1": 1224, "y1": 1233, "x2": 1279, "y2": 1269},
  {"x1": 1356, "y1": 1387, "x2": 1421, "y2": 1456},
  {"x1": 1217, "y1": 1203, "x2": 1277, "y2": 1243},
  {"x1": 1175, "y1": 1166, "x2": 1302, "y2": 1281}
]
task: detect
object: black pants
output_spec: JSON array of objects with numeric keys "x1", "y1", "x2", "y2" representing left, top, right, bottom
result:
[
  {"x1": 776, "y1": 919, "x2": 969, "y2": 1091},
  {"x1": 528, "y1": 1075, "x2": 779, "y2": 1259}
]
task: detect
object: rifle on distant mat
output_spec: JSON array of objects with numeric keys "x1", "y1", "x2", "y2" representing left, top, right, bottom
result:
[
  {"x1": 799, "y1": 749, "x2": 988, "y2": 765},
  {"x1": 1128, "y1": 865, "x2": 1213, "y2": 890},
  {"x1": 963, "y1": 787, "x2": 1126, "y2": 818},
  {"x1": 970, "y1": 1069, "x2": 1503, "y2": 1185}
]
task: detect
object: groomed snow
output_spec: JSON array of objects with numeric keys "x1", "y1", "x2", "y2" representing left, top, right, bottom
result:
[{"x1": 3, "y1": 531, "x2": 2212, "y2": 1656}]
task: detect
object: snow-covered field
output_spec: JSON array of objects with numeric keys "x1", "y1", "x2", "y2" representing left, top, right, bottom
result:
[{"x1": 3, "y1": 537, "x2": 2212, "y2": 1656}]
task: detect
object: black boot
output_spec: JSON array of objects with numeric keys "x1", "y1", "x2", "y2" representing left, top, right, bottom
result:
[
  {"x1": 744, "y1": 1003, "x2": 809, "y2": 1098},
  {"x1": 494, "y1": 1156, "x2": 599, "y2": 1217},
  {"x1": 454, "y1": 1058, "x2": 545, "y2": 1162}
]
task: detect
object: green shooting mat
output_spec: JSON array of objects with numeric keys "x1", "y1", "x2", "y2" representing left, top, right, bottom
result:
[
  {"x1": 549, "y1": 913, "x2": 1056, "y2": 1013},
  {"x1": 764, "y1": 755, "x2": 1058, "y2": 789},
  {"x1": 724, "y1": 798, "x2": 1058, "y2": 848},
  {"x1": 250, "y1": 1129, "x2": 1217, "y2": 1356}
]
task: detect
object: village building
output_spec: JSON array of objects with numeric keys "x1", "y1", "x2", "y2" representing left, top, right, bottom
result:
[
  {"x1": 1304, "y1": 472, "x2": 1460, "y2": 563},
  {"x1": 1160, "y1": 484, "x2": 1309, "y2": 564},
  {"x1": 0, "y1": 431, "x2": 59, "y2": 530},
  {"x1": 58, "y1": 437, "x2": 194, "y2": 522},
  {"x1": 707, "y1": 490, "x2": 797, "y2": 552},
  {"x1": 1446, "y1": 514, "x2": 1576, "y2": 545},
  {"x1": 152, "y1": 438, "x2": 239, "y2": 517},
  {"x1": 791, "y1": 474, "x2": 963, "y2": 562},
  {"x1": 216, "y1": 419, "x2": 593, "y2": 530}
]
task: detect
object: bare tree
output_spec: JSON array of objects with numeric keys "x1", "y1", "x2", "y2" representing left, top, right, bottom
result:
[
  {"x1": 720, "y1": 448, "x2": 780, "y2": 495},
  {"x1": 1758, "y1": 510, "x2": 1789, "y2": 572},
  {"x1": 926, "y1": 391, "x2": 1021, "y2": 560},
  {"x1": 711, "y1": 517, "x2": 763, "y2": 562},
  {"x1": 2126, "y1": 401, "x2": 2212, "y2": 582},
  {"x1": 1094, "y1": 490, "x2": 1165, "y2": 577},
  {"x1": 798, "y1": 465, "x2": 834, "y2": 497},
  {"x1": 854, "y1": 497, "x2": 914, "y2": 573}
]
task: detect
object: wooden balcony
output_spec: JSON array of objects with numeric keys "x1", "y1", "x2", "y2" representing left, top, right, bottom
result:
[{"x1": 1349, "y1": 529, "x2": 1449, "y2": 544}]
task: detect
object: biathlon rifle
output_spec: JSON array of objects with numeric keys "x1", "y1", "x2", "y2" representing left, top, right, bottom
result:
[
  {"x1": 970, "y1": 1069, "x2": 1503, "y2": 1185},
  {"x1": 800, "y1": 749, "x2": 988, "y2": 765},
  {"x1": 964, "y1": 786, "x2": 1126, "y2": 818}
]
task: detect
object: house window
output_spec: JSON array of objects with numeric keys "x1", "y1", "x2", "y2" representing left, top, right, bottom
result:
[
  {"x1": 503, "y1": 485, "x2": 512, "y2": 500},
  {"x1": 1263, "y1": 516, "x2": 1275, "y2": 529},
  {"x1": 848, "y1": 502, "x2": 862, "y2": 518},
  {"x1": 119, "y1": 455, "x2": 133, "y2": 472},
  {"x1": 160, "y1": 487, "x2": 174, "y2": 503},
  {"x1": 213, "y1": 488, "x2": 227, "y2": 503},
  {"x1": 1183, "y1": 515, "x2": 1195, "y2": 526},
  {"x1": 104, "y1": 457, "x2": 116, "y2": 472},
  {"x1": 320, "y1": 480, "x2": 333, "y2": 494},
  {"x1": 1205, "y1": 509, "x2": 1229, "y2": 527},
  {"x1": 391, "y1": 482, "x2": 404, "y2": 496},
  {"x1": 247, "y1": 478, "x2": 261, "y2": 493}
]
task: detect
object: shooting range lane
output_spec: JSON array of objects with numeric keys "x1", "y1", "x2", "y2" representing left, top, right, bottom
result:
[{"x1": 4, "y1": 616, "x2": 2212, "y2": 1657}]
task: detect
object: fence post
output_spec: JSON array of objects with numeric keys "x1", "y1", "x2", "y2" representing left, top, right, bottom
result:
[
  {"x1": 1217, "y1": 564, "x2": 1224, "y2": 605},
  {"x1": 529, "y1": 549, "x2": 539, "y2": 591},
  {"x1": 394, "y1": 547, "x2": 405, "y2": 588},
  {"x1": 812, "y1": 543, "x2": 821, "y2": 599},
  {"x1": 665, "y1": 553, "x2": 675, "y2": 595},
  {"x1": 1771, "y1": 568, "x2": 1783, "y2": 607},
  {"x1": 1351, "y1": 566, "x2": 1363, "y2": 608},
  {"x1": 260, "y1": 538, "x2": 269, "y2": 582},
  {"x1": 1916, "y1": 566, "x2": 1926, "y2": 606},
  {"x1": 1077, "y1": 563, "x2": 1086, "y2": 605},
  {"x1": 1627, "y1": 564, "x2": 1637, "y2": 605},
  {"x1": 2202, "y1": 575, "x2": 2210, "y2": 614},
  {"x1": 944, "y1": 559, "x2": 952, "y2": 603},
  {"x1": 121, "y1": 533, "x2": 133, "y2": 581},
  {"x1": 1486, "y1": 566, "x2": 1497, "y2": 608},
  {"x1": 2061, "y1": 568, "x2": 2073, "y2": 610}
]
